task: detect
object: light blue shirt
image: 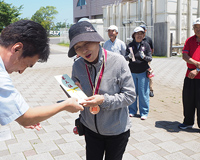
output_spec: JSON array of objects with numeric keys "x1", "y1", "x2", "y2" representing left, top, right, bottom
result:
[
  {"x1": 0, "y1": 56, "x2": 29, "y2": 125},
  {"x1": 103, "y1": 38, "x2": 126, "y2": 56}
]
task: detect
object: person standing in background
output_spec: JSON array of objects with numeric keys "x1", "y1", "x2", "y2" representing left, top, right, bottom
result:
[
  {"x1": 140, "y1": 24, "x2": 154, "y2": 97},
  {"x1": 103, "y1": 25, "x2": 126, "y2": 56},
  {"x1": 125, "y1": 26, "x2": 152, "y2": 120},
  {"x1": 178, "y1": 18, "x2": 200, "y2": 130}
]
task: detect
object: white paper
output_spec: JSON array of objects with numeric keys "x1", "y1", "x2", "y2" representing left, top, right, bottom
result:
[
  {"x1": 129, "y1": 47, "x2": 135, "y2": 61},
  {"x1": 55, "y1": 74, "x2": 87, "y2": 103}
]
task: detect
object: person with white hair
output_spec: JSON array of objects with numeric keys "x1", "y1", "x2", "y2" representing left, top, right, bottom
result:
[
  {"x1": 125, "y1": 26, "x2": 152, "y2": 120},
  {"x1": 103, "y1": 25, "x2": 126, "y2": 56},
  {"x1": 179, "y1": 17, "x2": 200, "y2": 130}
]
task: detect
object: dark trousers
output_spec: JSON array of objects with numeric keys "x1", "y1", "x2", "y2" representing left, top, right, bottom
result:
[
  {"x1": 182, "y1": 77, "x2": 200, "y2": 128},
  {"x1": 84, "y1": 127, "x2": 130, "y2": 160}
]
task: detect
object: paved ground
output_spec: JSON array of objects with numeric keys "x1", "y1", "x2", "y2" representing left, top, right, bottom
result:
[{"x1": 1, "y1": 44, "x2": 200, "y2": 160}]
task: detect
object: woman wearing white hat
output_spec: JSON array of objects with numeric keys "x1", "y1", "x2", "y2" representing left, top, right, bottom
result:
[{"x1": 125, "y1": 26, "x2": 152, "y2": 120}]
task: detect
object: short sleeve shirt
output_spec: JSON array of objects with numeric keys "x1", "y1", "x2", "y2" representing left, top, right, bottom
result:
[
  {"x1": 143, "y1": 36, "x2": 154, "y2": 50},
  {"x1": 103, "y1": 38, "x2": 126, "y2": 56},
  {"x1": 182, "y1": 35, "x2": 200, "y2": 79},
  {"x1": 0, "y1": 56, "x2": 29, "y2": 125}
]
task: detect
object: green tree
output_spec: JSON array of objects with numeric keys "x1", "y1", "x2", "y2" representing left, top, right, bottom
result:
[
  {"x1": 31, "y1": 6, "x2": 58, "y2": 31},
  {"x1": 67, "y1": 23, "x2": 73, "y2": 29},
  {"x1": 0, "y1": 0, "x2": 23, "y2": 31},
  {"x1": 55, "y1": 22, "x2": 66, "y2": 30}
]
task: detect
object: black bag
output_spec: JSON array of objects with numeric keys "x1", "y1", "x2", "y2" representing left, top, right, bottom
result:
[{"x1": 75, "y1": 114, "x2": 85, "y2": 136}]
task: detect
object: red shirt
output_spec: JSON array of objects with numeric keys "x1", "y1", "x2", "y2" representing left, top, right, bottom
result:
[{"x1": 182, "y1": 35, "x2": 200, "y2": 79}]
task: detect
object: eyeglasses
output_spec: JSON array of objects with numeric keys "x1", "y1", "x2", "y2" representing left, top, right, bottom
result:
[
  {"x1": 74, "y1": 41, "x2": 92, "y2": 53},
  {"x1": 135, "y1": 32, "x2": 144, "y2": 36}
]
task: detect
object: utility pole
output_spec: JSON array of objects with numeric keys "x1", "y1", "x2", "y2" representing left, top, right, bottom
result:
[
  {"x1": 138, "y1": 0, "x2": 141, "y2": 21},
  {"x1": 64, "y1": 19, "x2": 68, "y2": 28},
  {"x1": 151, "y1": 0, "x2": 153, "y2": 38}
]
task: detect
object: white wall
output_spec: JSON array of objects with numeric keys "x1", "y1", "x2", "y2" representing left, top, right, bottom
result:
[{"x1": 103, "y1": 0, "x2": 200, "y2": 45}]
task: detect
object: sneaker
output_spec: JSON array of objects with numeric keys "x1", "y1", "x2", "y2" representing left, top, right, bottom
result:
[
  {"x1": 141, "y1": 115, "x2": 147, "y2": 120},
  {"x1": 129, "y1": 113, "x2": 135, "y2": 117},
  {"x1": 178, "y1": 123, "x2": 193, "y2": 129},
  {"x1": 149, "y1": 90, "x2": 154, "y2": 97}
]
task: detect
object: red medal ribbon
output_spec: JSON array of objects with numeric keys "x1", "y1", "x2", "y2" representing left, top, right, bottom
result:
[{"x1": 85, "y1": 48, "x2": 107, "y2": 95}]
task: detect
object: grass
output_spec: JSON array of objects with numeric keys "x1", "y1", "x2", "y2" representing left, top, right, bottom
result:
[
  {"x1": 152, "y1": 55, "x2": 167, "y2": 58},
  {"x1": 58, "y1": 42, "x2": 70, "y2": 47},
  {"x1": 152, "y1": 54, "x2": 182, "y2": 58}
]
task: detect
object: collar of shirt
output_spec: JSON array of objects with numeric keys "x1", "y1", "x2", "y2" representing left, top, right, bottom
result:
[
  {"x1": 0, "y1": 56, "x2": 6, "y2": 71},
  {"x1": 109, "y1": 38, "x2": 117, "y2": 44}
]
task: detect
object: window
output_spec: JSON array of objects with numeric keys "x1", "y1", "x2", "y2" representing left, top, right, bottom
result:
[{"x1": 77, "y1": 0, "x2": 87, "y2": 7}]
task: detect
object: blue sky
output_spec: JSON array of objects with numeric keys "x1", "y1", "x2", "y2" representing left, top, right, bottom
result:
[{"x1": 5, "y1": 0, "x2": 74, "y2": 24}]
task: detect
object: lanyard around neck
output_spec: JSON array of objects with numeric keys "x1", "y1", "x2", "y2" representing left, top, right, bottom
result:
[{"x1": 85, "y1": 48, "x2": 107, "y2": 95}]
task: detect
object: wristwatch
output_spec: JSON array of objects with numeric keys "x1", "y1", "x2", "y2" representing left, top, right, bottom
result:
[{"x1": 196, "y1": 68, "x2": 200, "y2": 72}]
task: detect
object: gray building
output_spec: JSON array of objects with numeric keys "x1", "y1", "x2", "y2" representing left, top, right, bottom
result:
[{"x1": 73, "y1": 0, "x2": 123, "y2": 23}]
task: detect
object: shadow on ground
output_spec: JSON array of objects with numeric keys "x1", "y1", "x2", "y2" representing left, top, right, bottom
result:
[{"x1": 155, "y1": 121, "x2": 200, "y2": 133}]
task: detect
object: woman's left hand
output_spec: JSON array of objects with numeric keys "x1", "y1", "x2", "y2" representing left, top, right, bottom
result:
[
  {"x1": 80, "y1": 95, "x2": 104, "y2": 107},
  {"x1": 140, "y1": 51, "x2": 145, "y2": 59}
]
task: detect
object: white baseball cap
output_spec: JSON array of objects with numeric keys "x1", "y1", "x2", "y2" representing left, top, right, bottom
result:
[
  {"x1": 193, "y1": 18, "x2": 200, "y2": 26},
  {"x1": 107, "y1": 25, "x2": 118, "y2": 32},
  {"x1": 133, "y1": 26, "x2": 144, "y2": 34}
]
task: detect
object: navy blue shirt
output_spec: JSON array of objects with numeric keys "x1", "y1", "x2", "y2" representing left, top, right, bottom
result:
[{"x1": 143, "y1": 35, "x2": 154, "y2": 50}]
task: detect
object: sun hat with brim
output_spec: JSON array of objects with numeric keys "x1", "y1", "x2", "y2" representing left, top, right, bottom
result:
[
  {"x1": 133, "y1": 26, "x2": 144, "y2": 34},
  {"x1": 68, "y1": 21, "x2": 104, "y2": 57},
  {"x1": 193, "y1": 18, "x2": 200, "y2": 26},
  {"x1": 132, "y1": 26, "x2": 145, "y2": 39}
]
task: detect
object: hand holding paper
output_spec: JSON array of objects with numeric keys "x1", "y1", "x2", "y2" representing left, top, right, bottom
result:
[
  {"x1": 140, "y1": 51, "x2": 145, "y2": 59},
  {"x1": 55, "y1": 74, "x2": 99, "y2": 114},
  {"x1": 63, "y1": 97, "x2": 84, "y2": 112},
  {"x1": 80, "y1": 95, "x2": 104, "y2": 107},
  {"x1": 55, "y1": 74, "x2": 87, "y2": 103},
  {"x1": 129, "y1": 47, "x2": 135, "y2": 61}
]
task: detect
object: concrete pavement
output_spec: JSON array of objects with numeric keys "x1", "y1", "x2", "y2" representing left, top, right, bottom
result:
[{"x1": 1, "y1": 44, "x2": 200, "y2": 160}]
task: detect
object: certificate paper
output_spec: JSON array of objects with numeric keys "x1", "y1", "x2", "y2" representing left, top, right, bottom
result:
[
  {"x1": 55, "y1": 74, "x2": 87, "y2": 103},
  {"x1": 129, "y1": 47, "x2": 135, "y2": 61}
]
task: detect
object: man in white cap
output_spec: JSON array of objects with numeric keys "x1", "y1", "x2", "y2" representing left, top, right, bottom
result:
[
  {"x1": 179, "y1": 17, "x2": 200, "y2": 130},
  {"x1": 103, "y1": 25, "x2": 126, "y2": 56}
]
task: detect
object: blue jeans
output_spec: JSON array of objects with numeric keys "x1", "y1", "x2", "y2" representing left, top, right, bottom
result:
[{"x1": 129, "y1": 71, "x2": 150, "y2": 117}]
